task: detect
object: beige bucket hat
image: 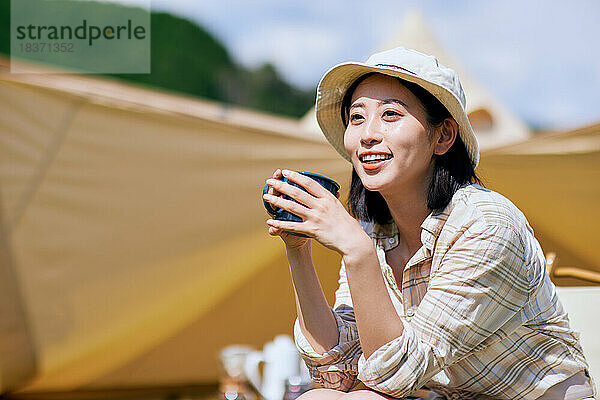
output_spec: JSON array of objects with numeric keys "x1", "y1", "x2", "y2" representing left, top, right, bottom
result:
[{"x1": 315, "y1": 46, "x2": 480, "y2": 168}]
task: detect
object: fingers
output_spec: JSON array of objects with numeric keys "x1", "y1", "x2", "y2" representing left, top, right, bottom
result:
[
  {"x1": 265, "y1": 178, "x2": 315, "y2": 208},
  {"x1": 268, "y1": 169, "x2": 284, "y2": 196},
  {"x1": 281, "y1": 170, "x2": 330, "y2": 198},
  {"x1": 263, "y1": 192, "x2": 309, "y2": 219},
  {"x1": 266, "y1": 218, "x2": 311, "y2": 237},
  {"x1": 267, "y1": 225, "x2": 282, "y2": 236}
]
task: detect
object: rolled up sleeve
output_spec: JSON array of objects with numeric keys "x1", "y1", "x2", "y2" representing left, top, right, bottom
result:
[
  {"x1": 358, "y1": 219, "x2": 532, "y2": 397},
  {"x1": 293, "y1": 261, "x2": 361, "y2": 391}
]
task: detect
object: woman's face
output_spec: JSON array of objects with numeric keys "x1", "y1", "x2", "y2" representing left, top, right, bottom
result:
[{"x1": 343, "y1": 74, "x2": 437, "y2": 195}]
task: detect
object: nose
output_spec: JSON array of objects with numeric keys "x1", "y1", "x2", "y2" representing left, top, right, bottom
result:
[{"x1": 360, "y1": 117, "x2": 383, "y2": 146}]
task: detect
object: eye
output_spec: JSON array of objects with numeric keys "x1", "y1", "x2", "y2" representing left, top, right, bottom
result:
[
  {"x1": 382, "y1": 110, "x2": 400, "y2": 118},
  {"x1": 349, "y1": 112, "x2": 364, "y2": 123}
]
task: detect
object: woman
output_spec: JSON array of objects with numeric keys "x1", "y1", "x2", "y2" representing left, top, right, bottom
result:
[{"x1": 263, "y1": 47, "x2": 595, "y2": 399}]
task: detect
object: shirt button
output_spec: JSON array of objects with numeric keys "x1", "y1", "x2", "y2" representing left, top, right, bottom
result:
[
  {"x1": 450, "y1": 394, "x2": 460, "y2": 400},
  {"x1": 388, "y1": 237, "x2": 396, "y2": 244},
  {"x1": 406, "y1": 309, "x2": 415, "y2": 317}
]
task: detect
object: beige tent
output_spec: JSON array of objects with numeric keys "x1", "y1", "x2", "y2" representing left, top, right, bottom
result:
[
  {"x1": 478, "y1": 122, "x2": 600, "y2": 284},
  {"x1": 1, "y1": 50, "x2": 599, "y2": 398},
  {"x1": 0, "y1": 56, "x2": 348, "y2": 396}
]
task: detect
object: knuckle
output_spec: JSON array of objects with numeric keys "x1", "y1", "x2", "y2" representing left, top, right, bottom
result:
[
  {"x1": 314, "y1": 200, "x2": 325, "y2": 213},
  {"x1": 290, "y1": 186, "x2": 304, "y2": 198},
  {"x1": 303, "y1": 178, "x2": 315, "y2": 189},
  {"x1": 268, "y1": 196, "x2": 280, "y2": 205},
  {"x1": 280, "y1": 181, "x2": 291, "y2": 192}
]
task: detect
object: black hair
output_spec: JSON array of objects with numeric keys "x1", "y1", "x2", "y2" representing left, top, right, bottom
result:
[{"x1": 343, "y1": 73, "x2": 482, "y2": 224}]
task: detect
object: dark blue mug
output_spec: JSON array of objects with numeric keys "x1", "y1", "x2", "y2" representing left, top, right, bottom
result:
[{"x1": 262, "y1": 171, "x2": 340, "y2": 237}]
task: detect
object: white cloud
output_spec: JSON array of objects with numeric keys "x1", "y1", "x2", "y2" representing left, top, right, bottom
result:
[{"x1": 233, "y1": 23, "x2": 342, "y2": 87}]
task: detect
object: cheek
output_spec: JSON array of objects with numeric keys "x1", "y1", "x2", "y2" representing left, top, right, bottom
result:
[
  {"x1": 390, "y1": 122, "x2": 430, "y2": 149},
  {"x1": 343, "y1": 128, "x2": 355, "y2": 157}
]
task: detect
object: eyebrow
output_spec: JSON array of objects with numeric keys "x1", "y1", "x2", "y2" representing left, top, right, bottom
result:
[
  {"x1": 381, "y1": 98, "x2": 408, "y2": 108},
  {"x1": 349, "y1": 98, "x2": 409, "y2": 110}
]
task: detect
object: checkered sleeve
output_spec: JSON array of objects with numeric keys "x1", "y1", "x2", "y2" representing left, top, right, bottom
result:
[
  {"x1": 293, "y1": 261, "x2": 361, "y2": 391},
  {"x1": 358, "y1": 219, "x2": 532, "y2": 397}
]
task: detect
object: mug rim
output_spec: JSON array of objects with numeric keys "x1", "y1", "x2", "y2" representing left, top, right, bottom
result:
[{"x1": 295, "y1": 170, "x2": 340, "y2": 192}]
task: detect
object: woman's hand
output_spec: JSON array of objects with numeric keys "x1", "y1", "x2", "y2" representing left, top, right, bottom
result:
[
  {"x1": 263, "y1": 169, "x2": 368, "y2": 256},
  {"x1": 264, "y1": 169, "x2": 311, "y2": 250}
]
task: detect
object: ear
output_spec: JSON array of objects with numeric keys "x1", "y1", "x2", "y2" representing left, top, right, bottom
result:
[{"x1": 433, "y1": 118, "x2": 458, "y2": 156}]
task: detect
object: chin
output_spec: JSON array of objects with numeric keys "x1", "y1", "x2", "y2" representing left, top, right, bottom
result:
[{"x1": 358, "y1": 174, "x2": 390, "y2": 192}]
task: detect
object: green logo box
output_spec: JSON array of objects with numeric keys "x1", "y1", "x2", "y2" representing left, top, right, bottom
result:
[{"x1": 11, "y1": 0, "x2": 151, "y2": 74}]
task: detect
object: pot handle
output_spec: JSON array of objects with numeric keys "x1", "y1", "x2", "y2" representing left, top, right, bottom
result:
[{"x1": 244, "y1": 351, "x2": 265, "y2": 396}]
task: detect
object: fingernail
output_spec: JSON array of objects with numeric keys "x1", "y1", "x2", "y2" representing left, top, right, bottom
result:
[{"x1": 282, "y1": 169, "x2": 290, "y2": 176}]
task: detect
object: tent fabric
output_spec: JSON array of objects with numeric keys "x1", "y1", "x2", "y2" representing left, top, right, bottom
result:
[
  {"x1": 0, "y1": 57, "x2": 349, "y2": 393},
  {"x1": 478, "y1": 123, "x2": 600, "y2": 286},
  {"x1": 1, "y1": 55, "x2": 599, "y2": 396}
]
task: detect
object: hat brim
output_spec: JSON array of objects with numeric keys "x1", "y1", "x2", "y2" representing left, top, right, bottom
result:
[{"x1": 315, "y1": 62, "x2": 479, "y2": 168}]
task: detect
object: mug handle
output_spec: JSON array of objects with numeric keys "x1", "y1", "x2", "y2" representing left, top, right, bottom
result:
[{"x1": 262, "y1": 183, "x2": 280, "y2": 215}]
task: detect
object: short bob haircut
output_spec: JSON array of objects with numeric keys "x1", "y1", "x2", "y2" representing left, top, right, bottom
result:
[{"x1": 341, "y1": 73, "x2": 482, "y2": 225}]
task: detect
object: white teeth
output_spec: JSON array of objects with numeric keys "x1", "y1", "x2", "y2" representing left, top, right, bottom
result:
[{"x1": 361, "y1": 154, "x2": 392, "y2": 162}]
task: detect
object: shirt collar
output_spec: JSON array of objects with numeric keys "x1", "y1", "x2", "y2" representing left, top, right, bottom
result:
[
  {"x1": 419, "y1": 183, "x2": 472, "y2": 249},
  {"x1": 366, "y1": 201, "x2": 453, "y2": 252},
  {"x1": 366, "y1": 220, "x2": 399, "y2": 251},
  {"x1": 363, "y1": 214, "x2": 443, "y2": 254},
  {"x1": 419, "y1": 210, "x2": 449, "y2": 251}
]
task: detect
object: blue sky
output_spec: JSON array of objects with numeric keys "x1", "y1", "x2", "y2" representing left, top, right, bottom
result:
[{"x1": 114, "y1": 0, "x2": 600, "y2": 130}]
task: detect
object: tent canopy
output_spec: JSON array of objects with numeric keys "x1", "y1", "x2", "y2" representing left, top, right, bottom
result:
[
  {"x1": 0, "y1": 56, "x2": 348, "y2": 394},
  {"x1": 478, "y1": 123, "x2": 600, "y2": 285},
  {"x1": 1, "y1": 53, "x2": 598, "y2": 397}
]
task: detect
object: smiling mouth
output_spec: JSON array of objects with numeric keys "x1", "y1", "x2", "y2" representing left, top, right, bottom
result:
[{"x1": 359, "y1": 154, "x2": 393, "y2": 163}]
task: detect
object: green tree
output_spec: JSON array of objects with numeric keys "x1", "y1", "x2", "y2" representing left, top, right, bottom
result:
[{"x1": 0, "y1": 0, "x2": 314, "y2": 118}]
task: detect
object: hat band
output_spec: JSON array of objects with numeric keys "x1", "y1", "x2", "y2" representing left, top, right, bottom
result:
[{"x1": 374, "y1": 63, "x2": 417, "y2": 76}]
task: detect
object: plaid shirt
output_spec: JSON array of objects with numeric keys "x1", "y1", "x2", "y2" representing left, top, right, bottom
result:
[{"x1": 294, "y1": 184, "x2": 594, "y2": 399}]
